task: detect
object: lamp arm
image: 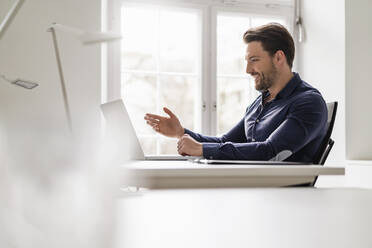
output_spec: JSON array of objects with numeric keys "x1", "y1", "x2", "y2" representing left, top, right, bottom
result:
[
  {"x1": 48, "y1": 27, "x2": 73, "y2": 134},
  {"x1": 0, "y1": 0, "x2": 25, "y2": 39}
]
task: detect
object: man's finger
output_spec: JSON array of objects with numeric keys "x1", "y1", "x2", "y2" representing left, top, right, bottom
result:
[
  {"x1": 145, "y1": 118, "x2": 160, "y2": 125},
  {"x1": 145, "y1": 113, "x2": 165, "y2": 121},
  {"x1": 180, "y1": 135, "x2": 190, "y2": 143},
  {"x1": 163, "y1": 107, "x2": 176, "y2": 118},
  {"x1": 179, "y1": 136, "x2": 188, "y2": 145},
  {"x1": 178, "y1": 143, "x2": 188, "y2": 156},
  {"x1": 182, "y1": 134, "x2": 190, "y2": 139},
  {"x1": 178, "y1": 144, "x2": 185, "y2": 154},
  {"x1": 178, "y1": 139, "x2": 184, "y2": 149},
  {"x1": 144, "y1": 115, "x2": 160, "y2": 122},
  {"x1": 178, "y1": 148, "x2": 186, "y2": 156},
  {"x1": 148, "y1": 122, "x2": 158, "y2": 128},
  {"x1": 146, "y1": 119, "x2": 158, "y2": 125}
]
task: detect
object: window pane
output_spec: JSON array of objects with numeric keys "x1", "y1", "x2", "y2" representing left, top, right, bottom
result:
[
  {"x1": 121, "y1": 4, "x2": 201, "y2": 155},
  {"x1": 217, "y1": 14, "x2": 251, "y2": 75},
  {"x1": 121, "y1": 6, "x2": 158, "y2": 71},
  {"x1": 121, "y1": 73, "x2": 156, "y2": 135},
  {"x1": 251, "y1": 17, "x2": 286, "y2": 28},
  {"x1": 217, "y1": 77, "x2": 259, "y2": 134},
  {"x1": 159, "y1": 9, "x2": 199, "y2": 73},
  {"x1": 159, "y1": 75, "x2": 197, "y2": 131}
]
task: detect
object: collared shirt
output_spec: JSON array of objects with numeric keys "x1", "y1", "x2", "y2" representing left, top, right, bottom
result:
[{"x1": 184, "y1": 73, "x2": 328, "y2": 162}]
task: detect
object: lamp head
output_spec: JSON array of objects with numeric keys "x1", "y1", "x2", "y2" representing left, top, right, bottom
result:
[
  {"x1": 80, "y1": 32, "x2": 122, "y2": 45},
  {"x1": 47, "y1": 23, "x2": 122, "y2": 45}
]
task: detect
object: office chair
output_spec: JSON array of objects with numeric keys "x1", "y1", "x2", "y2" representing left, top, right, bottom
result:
[{"x1": 310, "y1": 101, "x2": 338, "y2": 186}]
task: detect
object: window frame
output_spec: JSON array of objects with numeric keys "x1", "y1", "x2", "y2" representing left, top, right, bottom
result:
[{"x1": 105, "y1": 0, "x2": 295, "y2": 137}]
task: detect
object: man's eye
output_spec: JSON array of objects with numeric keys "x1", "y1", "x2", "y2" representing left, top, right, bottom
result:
[{"x1": 250, "y1": 59, "x2": 258, "y2": 62}]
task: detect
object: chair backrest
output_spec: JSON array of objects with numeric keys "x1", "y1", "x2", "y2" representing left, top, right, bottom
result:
[
  {"x1": 307, "y1": 102, "x2": 337, "y2": 187},
  {"x1": 312, "y1": 101, "x2": 338, "y2": 165}
]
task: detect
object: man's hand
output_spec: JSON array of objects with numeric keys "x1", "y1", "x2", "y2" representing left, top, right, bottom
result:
[
  {"x1": 144, "y1": 107, "x2": 184, "y2": 138},
  {"x1": 177, "y1": 134, "x2": 203, "y2": 156}
]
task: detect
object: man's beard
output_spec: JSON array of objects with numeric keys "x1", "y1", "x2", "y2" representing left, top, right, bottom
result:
[{"x1": 254, "y1": 61, "x2": 278, "y2": 92}]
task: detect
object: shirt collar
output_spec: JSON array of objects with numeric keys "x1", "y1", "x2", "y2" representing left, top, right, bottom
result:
[
  {"x1": 261, "y1": 91, "x2": 270, "y2": 105},
  {"x1": 260, "y1": 72, "x2": 301, "y2": 103},
  {"x1": 275, "y1": 72, "x2": 301, "y2": 99}
]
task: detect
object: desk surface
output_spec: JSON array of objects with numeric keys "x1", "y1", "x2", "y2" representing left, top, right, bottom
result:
[
  {"x1": 123, "y1": 161, "x2": 345, "y2": 188},
  {"x1": 115, "y1": 188, "x2": 372, "y2": 248}
]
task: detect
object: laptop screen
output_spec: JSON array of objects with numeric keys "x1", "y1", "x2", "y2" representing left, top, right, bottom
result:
[{"x1": 101, "y1": 99, "x2": 145, "y2": 162}]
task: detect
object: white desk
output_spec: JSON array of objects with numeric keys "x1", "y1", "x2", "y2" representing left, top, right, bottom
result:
[
  {"x1": 123, "y1": 161, "x2": 344, "y2": 188},
  {"x1": 115, "y1": 188, "x2": 372, "y2": 248}
]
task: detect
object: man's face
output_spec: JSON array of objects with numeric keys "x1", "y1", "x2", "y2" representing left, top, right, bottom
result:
[{"x1": 245, "y1": 41, "x2": 278, "y2": 92}]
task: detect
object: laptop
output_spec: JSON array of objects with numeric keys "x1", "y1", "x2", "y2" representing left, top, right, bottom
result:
[{"x1": 100, "y1": 99, "x2": 201, "y2": 162}]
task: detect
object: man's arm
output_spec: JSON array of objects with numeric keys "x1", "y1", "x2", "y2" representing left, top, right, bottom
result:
[
  {"x1": 184, "y1": 117, "x2": 247, "y2": 143},
  {"x1": 177, "y1": 117, "x2": 248, "y2": 156},
  {"x1": 202, "y1": 94, "x2": 327, "y2": 160},
  {"x1": 145, "y1": 104, "x2": 249, "y2": 143}
]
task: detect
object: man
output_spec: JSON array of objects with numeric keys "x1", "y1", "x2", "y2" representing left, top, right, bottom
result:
[{"x1": 144, "y1": 23, "x2": 327, "y2": 162}]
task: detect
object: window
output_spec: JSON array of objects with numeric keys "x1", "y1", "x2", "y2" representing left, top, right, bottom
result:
[{"x1": 106, "y1": 0, "x2": 294, "y2": 155}]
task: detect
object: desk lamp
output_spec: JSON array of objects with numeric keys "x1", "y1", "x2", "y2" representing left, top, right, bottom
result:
[{"x1": 47, "y1": 23, "x2": 121, "y2": 133}]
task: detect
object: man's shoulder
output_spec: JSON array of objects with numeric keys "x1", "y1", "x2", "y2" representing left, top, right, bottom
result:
[
  {"x1": 292, "y1": 78, "x2": 325, "y2": 103},
  {"x1": 288, "y1": 86, "x2": 327, "y2": 116}
]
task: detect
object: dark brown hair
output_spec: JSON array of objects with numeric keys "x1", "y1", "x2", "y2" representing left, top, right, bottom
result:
[{"x1": 243, "y1": 23, "x2": 295, "y2": 68}]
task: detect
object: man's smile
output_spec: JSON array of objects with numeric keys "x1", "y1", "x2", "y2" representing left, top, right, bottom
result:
[{"x1": 250, "y1": 73, "x2": 260, "y2": 83}]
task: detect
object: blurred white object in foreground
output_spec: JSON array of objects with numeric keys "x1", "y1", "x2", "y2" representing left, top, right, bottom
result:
[{"x1": 0, "y1": 121, "x2": 121, "y2": 248}]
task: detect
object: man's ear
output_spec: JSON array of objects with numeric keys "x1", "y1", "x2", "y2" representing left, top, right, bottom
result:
[{"x1": 274, "y1": 50, "x2": 286, "y2": 65}]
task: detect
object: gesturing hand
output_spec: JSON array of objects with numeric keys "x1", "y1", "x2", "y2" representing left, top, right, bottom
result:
[
  {"x1": 177, "y1": 134, "x2": 203, "y2": 156},
  {"x1": 144, "y1": 107, "x2": 184, "y2": 138}
]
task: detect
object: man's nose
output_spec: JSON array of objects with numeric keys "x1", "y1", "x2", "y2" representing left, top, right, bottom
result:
[{"x1": 246, "y1": 62, "x2": 252, "y2": 74}]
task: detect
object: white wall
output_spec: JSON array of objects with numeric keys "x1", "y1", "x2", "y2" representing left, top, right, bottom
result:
[
  {"x1": 299, "y1": 0, "x2": 372, "y2": 188},
  {"x1": 345, "y1": 0, "x2": 372, "y2": 160},
  {"x1": 297, "y1": 0, "x2": 346, "y2": 164}
]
